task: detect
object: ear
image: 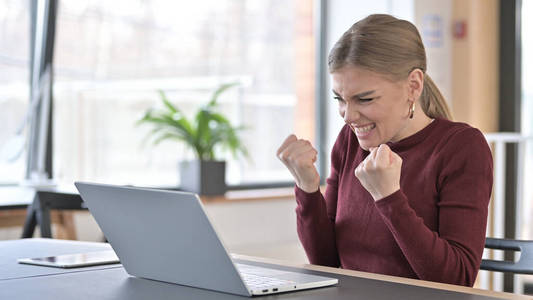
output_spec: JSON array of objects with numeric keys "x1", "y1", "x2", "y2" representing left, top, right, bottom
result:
[{"x1": 407, "y1": 68, "x2": 424, "y2": 101}]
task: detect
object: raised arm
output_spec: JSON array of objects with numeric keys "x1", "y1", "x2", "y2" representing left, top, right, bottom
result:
[
  {"x1": 277, "y1": 133, "x2": 344, "y2": 267},
  {"x1": 358, "y1": 128, "x2": 493, "y2": 286}
]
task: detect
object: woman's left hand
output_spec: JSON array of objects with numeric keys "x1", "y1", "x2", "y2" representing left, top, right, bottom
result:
[{"x1": 354, "y1": 144, "x2": 402, "y2": 201}]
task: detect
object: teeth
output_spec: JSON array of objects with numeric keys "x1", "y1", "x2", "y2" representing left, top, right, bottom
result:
[{"x1": 354, "y1": 124, "x2": 375, "y2": 133}]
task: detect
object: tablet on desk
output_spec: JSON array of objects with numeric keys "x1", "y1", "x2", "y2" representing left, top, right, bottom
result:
[{"x1": 17, "y1": 250, "x2": 120, "y2": 268}]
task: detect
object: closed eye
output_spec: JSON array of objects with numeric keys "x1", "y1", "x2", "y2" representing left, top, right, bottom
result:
[
  {"x1": 359, "y1": 98, "x2": 373, "y2": 103},
  {"x1": 334, "y1": 96, "x2": 345, "y2": 103}
]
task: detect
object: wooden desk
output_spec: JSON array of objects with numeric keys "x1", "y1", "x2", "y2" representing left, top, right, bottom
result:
[
  {"x1": 0, "y1": 209, "x2": 77, "y2": 239},
  {"x1": 201, "y1": 187, "x2": 295, "y2": 203},
  {"x1": 0, "y1": 239, "x2": 529, "y2": 299},
  {"x1": 0, "y1": 186, "x2": 80, "y2": 240}
]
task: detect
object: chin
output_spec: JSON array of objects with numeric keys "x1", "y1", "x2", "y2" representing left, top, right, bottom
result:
[
  {"x1": 351, "y1": 126, "x2": 382, "y2": 151},
  {"x1": 357, "y1": 134, "x2": 389, "y2": 150},
  {"x1": 357, "y1": 140, "x2": 375, "y2": 151}
]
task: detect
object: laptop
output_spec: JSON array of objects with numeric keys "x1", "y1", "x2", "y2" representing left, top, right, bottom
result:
[{"x1": 75, "y1": 182, "x2": 338, "y2": 296}]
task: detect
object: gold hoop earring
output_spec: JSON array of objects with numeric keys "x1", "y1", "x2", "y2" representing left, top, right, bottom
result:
[{"x1": 409, "y1": 102, "x2": 415, "y2": 119}]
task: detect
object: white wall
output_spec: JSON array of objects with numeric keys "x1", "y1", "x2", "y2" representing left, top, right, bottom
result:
[{"x1": 413, "y1": 0, "x2": 453, "y2": 106}]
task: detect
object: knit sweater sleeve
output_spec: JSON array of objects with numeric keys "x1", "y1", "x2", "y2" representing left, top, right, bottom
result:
[
  {"x1": 294, "y1": 128, "x2": 347, "y2": 267},
  {"x1": 375, "y1": 127, "x2": 493, "y2": 286}
]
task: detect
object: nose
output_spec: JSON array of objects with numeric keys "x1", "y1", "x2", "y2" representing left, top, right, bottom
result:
[{"x1": 343, "y1": 102, "x2": 360, "y2": 124}]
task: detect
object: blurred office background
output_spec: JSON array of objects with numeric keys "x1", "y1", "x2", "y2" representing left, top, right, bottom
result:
[{"x1": 0, "y1": 0, "x2": 531, "y2": 295}]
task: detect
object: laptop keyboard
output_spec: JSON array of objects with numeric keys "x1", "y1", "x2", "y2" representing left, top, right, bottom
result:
[
  {"x1": 236, "y1": 264, "x2": 296, "y2": 289},
  {"x1": 240, "y1": 273, "x2": 295, "y2": 289}
]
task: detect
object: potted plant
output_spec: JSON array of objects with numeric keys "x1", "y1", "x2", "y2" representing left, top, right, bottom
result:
[{"x1": 137, "y1": 82, "x2": 247, "y2": 195}]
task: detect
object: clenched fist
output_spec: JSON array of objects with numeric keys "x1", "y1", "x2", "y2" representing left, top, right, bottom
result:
[
  {"x1": 355, "y1": 144, "x2": 402, "y2": 201},
  {"x1": 277, "y1": 134, "x2": 320, "y2": 193}
]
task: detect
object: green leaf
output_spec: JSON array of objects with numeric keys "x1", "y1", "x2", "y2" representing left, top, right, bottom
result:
[
  {"x1": 193, "y1": 109, "x2": 210, "y2": 157},
  {"x1": 209, "y1": 112, "x2": 231, "y2": 125},
  {"x1": 207, "y1": 82, "x2": 239, "y2": 107},
  {"x1": 152, "y1": 131, "x2": 185, "y2": 146},
  {"x1": 136, "y1": 108, "x2": 154, "y2": 126},
  {"x1": 158, "y1": 90, "x2": 178, "y2": 114},
  {"x1": 137, "y1": 83, "x2": 248, "y2": 161}
]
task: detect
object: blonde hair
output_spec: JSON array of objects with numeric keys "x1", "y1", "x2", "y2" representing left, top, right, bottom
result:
[{"x1": 328, "y1": 14, "x2": 452, "y2": 120}]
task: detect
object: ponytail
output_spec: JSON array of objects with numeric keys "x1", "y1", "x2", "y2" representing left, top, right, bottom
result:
[{"x1": 421, "y1": 74, "x2": 452, "y2": 120}]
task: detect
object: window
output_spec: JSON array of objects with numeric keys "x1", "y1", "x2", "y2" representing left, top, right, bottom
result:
[
  {"x1": 52, "y1": 0, "x2": 315, "y2": 186},
  {"x1": 0, "y1": 0, "x2": 30, "y2": 184}
]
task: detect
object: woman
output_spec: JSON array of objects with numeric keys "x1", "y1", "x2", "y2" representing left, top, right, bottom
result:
[{"x1": 277, "y1": 14, "x2": 493, "y2": 287}]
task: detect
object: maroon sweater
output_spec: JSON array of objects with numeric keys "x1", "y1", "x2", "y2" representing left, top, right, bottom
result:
[{"x1": 295, "y1": 118, "x2": 493, "y2": 286}]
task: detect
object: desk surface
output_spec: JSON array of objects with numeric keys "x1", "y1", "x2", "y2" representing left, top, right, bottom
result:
[
  {"x1": 0, "y1": 185, "x2": 80, "y2": 209},
  {"x1": 0, "y1": 186, "x2": 36, "y2": 209},
  {"x1": 0, "y1": 239, "x2": 529, "y2": 300},
  {"x1": 0, "y1": 238, "x2": 120, "y2": 280}
]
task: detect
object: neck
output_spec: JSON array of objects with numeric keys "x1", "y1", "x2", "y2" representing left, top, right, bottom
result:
[
  {"x1": 391, "y1": 110, "x2": 433, "y2": 143},
  {"x1": 412, "y1": 111, "x2": 433, "y2": 129}
]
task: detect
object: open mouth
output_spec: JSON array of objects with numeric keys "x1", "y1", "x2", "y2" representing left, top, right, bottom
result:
[{"x1": 350, "y1": 123, "x2": 376, "y2": 138}]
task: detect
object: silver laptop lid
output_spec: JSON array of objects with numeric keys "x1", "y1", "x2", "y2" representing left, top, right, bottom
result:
[{"x1": 75, "y1": 182, "x2": 250, "y2": 296}]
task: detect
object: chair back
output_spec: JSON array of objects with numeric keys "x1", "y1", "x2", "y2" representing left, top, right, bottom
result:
[{"x1": 481, "y1": 237, "x2": 533, "y2": 274}]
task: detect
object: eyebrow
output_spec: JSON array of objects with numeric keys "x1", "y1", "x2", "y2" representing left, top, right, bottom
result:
[{"x1": 332, "y1": 89, "x2": 376, "y2": 99}]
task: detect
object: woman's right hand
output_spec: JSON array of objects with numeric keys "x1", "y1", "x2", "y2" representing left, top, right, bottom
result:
[{"x1": 276, "y1": 134, "x2": 320, "y2": 193}]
